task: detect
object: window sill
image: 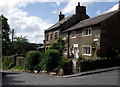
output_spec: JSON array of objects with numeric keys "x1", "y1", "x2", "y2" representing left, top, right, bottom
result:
[
  {"x1": 82, "y1": 35, "x2": 92, "y2": 37},
  {"x1": 71, "y1": 37, "x2": 76, "y2": 39},
  {"x1": 82, "y1": 54, "x2": 91, "y2": 56}
]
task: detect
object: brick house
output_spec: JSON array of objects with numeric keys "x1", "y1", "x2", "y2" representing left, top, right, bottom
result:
[{"x1": 44, "y1": 2, "x2": 89, "y2": 50}]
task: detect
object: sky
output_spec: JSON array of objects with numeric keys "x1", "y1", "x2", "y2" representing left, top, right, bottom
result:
[{"x1": 0, "y1": 0, "x2": 119, "y2": 44}]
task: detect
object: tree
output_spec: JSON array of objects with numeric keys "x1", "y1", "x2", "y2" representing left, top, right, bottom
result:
[
  {"x1": 49, "y1": 36, "x2": 65, "y2": 55},
  {"x1": 1, "y1": 15, "x2": 11, "y2": 56},
  {"x1": 13, "y1": 36, "x2": 29, "y2": 55}
]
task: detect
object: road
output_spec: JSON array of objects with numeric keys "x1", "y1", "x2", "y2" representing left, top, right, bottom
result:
[{"x1": 2, "y1": 69, "x2": 119, "y2": 85}]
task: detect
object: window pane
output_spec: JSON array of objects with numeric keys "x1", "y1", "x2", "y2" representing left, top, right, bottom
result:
[
  {"x1": 51, "y1": 34, "x2": 52, "y2": 40},
  {"x1": 83, "y1": 46, "x2": 91, "y2": 55}
]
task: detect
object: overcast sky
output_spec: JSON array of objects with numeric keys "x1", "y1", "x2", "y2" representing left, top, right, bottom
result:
[{"x1": 0, "y1": 0, "x2": 119, "y2": 44}]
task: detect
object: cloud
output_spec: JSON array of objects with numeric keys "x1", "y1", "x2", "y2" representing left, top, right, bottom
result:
[
  {"x1": 56, "y1": 1, "x2": 61, "y2": 6},
  {"x1": 62, "y1": 0, "x2": 118, "y2": 14},
  {"x1": 105, "y1": 3, "x2": 119, "y2": 13},
  {"x1": 0, "y1": 0, "x2": 53, "y2": 43},
  {"x1": 52, "y1": 9, "x2": 59, "y2": 14},
  {"x1": 96, "y1": 10, "x2": 102, "y2": 15}
]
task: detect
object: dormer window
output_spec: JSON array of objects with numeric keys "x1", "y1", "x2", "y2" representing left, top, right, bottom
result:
[{"x1": 82, "y1": 27, "x2": 92, "y2": 37}]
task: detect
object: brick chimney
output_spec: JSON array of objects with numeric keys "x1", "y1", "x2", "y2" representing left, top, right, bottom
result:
[
  {"x1": 59, "y1": 12, "x2": 65, "y2": 21},
  {"x1": 76, "y1": 2, "x2": 86, "y2": 14}
]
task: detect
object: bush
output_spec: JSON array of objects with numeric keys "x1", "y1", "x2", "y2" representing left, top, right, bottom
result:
[
  {"x1": 78, "y1": 55, "x2": 85, "y2": 61},
  {"x1": 105, "y1": 47, "x2": 118, "y2": 59},
  {"x1": 2, "y1": 56, "x2": 14, "y2": 69},
  {"x1": 97, "y1": 47, "x2": 119, "y2": 59},
  {"x1": 12, "y1": 66, "x2": 26, "y2": 70},
  {"x1": 49, "y1": 36, "x2": 65, "y2": 56},
  {"x1": 25, "y1": 51, "x2": 41, "y2": 71},
  {"x1": 40, "y1": 49, "x2": 62, "y2": 72},
  {"x1": 96, "y1": 48, "x2": 105, "y2": 58}
]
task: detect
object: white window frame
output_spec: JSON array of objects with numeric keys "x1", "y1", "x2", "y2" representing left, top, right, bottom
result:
[
  {"x1": 82, "y1": 45, "x2": 91, "y2": 56},
  {"x1": 50, "y1": 33, "x2": 53, "y2": 40},
  {"x1": 46, "y1": 34, "x2": 49, "y2": 41},
  {"x1": 70, "y1": 31, "x2": 76, "y2": 39},
  {"x1": 82, "y1": 27, "x2": 92, "y2": 37},
  {"x1": 62, "y1": 33, "x2": 68, "y2": 40},
  {"x1": 54, "y1": 31, "x2": 59, "y2": 40}
]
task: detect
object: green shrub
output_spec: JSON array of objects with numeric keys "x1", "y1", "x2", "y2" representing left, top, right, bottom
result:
[
  {"x1": 78, "y1": 55, "x2": 85, "y2": 61},
  {"x1": 96, "y1": 48, "x2": 105, "y2": 58},
  {"x1": 25, "y1": 51, "x2": 41, "y2": 71},
  {"x1": 2, "y1": 56, "x2": 14, "y2": 69},
  {"x1": 105, "y1": 47, "x2": 118, "y2": 59},
  {"x1": 12, "y1": 66, "x2": 26, "y2": 70},
  {"x1": 49, "y1": 36, "x2": 65, "y2": 56},
  {"x1": 40, "y1": 49, "x2": 62, "y2": 72},
  {"x1": 60, "y1": 56, "x2": 69, "y2": 68}
]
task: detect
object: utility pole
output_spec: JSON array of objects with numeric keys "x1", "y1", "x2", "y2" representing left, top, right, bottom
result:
[
  {"x1": 11, "y1": 29, "x2": 14, "y2": 55},
  {"x1": 118, "y1": 0, "x2": 120, "y2": 10}
]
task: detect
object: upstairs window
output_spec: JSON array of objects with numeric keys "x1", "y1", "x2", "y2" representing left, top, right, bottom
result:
[
  {"x1": 82, "y1": 28, "x2": 92, "y2": 36},
  {"x1": 46, "y1": 34, "x2": 49, "y2": 41},
  {"x1": 62, "y1": 33, "x2": 67, "y2": 40},
  {"x1": 54, "y1": 32, "x2": 58, "y2": 39},
  {"x1": 50, "y1": 34, "x2": 52, "y2": 40},
  {"x1": 70, "y1": 31, "x2": 76, "y2": 38},
  {"x1": 82, "y1": 45, "x2": 91, "y2": 56}
]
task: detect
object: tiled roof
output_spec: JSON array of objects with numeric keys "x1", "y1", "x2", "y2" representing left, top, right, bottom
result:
[
  {"x1": 63, "y1": 10, "x2": 120, "y2": 32},
  {"x1": 46, "y1": 15, "x2": 74, "y2": 31}
]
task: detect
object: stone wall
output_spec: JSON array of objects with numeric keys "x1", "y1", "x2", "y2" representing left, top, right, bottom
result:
[
  {"x1": 9, "y1": 56, "x2": 25, "y2": 67},
  {"x1": 16, "y1": 57, "x2": 25, "y2": 67}
]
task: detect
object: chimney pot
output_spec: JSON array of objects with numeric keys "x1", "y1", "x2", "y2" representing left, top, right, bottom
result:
[
  {"x1": 76, "y1": 2, "x2": 86, "y2": 14},
  {"x1": 59, "y1": 12, "x2": 65, "y2": 21},
  {"x1": 78, "y1": 2, "x2": 80, "y2": 6}
]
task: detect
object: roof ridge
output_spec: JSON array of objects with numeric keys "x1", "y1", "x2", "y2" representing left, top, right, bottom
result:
[{"x1": 63, "y1": 9, "x2": 119, "y2": 32}]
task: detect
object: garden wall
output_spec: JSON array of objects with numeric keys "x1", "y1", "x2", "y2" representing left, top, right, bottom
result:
[
  {"x1": 8, "y1": 56, "x2": 25, "y2": 67},
  {"x1": 76, "y1": 58, "x2": 120, "y2": 72}
]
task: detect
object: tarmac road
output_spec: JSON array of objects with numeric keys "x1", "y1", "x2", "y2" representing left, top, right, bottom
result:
[{"x1": 2, "y1": 68, "x2": 119, "y2": 85}]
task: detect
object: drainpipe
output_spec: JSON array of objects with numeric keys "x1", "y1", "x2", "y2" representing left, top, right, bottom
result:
[{"x1": 67, "y1": 32, "x2": 70, "y2": 58}]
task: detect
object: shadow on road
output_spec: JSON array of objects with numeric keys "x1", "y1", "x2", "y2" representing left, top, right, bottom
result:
[{"x1": 2, "y1": 71, "x2": 25, "y2": 85}]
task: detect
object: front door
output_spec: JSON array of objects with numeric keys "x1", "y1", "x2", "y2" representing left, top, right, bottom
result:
[{"x1": 74, "y1": 47, "x2": 78, "y2": 58}]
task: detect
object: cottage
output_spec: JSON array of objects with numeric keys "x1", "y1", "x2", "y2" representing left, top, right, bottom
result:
[
  {"x1": 44, "y1": 2, "x2": 120, "y2": 73},
  {"x1": 63, "y1": 9, "x2": 120, "y2": 60},
  {"x1": 44, "y1": 2, "x2": 89, "y2": 50}
]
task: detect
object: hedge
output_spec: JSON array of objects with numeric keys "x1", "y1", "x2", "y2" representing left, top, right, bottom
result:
[
  {"x1": 39, "y1": 49, "x2": 62, "y2": 72},
  {"x1": 25, "y1": 51, "x2": 41, "y2": 71}
]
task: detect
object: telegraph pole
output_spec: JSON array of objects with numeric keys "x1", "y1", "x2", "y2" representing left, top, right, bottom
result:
[{"x1": 11, "y1": 29, "x2": 14, "y2": 55}]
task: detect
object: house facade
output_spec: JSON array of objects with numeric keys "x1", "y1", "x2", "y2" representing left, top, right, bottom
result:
[
  {"x1": 62, "y1": 9, "x2": 120, "y2": 60},
  {"x1": 44, "y1": 2, "x2": 120, "y2": 73},
  {"x1": 44, "y1": 2, "x2": 90, "y2": 50}
]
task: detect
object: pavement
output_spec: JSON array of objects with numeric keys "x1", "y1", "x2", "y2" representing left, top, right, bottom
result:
[{"x1": 60, "y1": 66, "x2": 120, "y2": 78}]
